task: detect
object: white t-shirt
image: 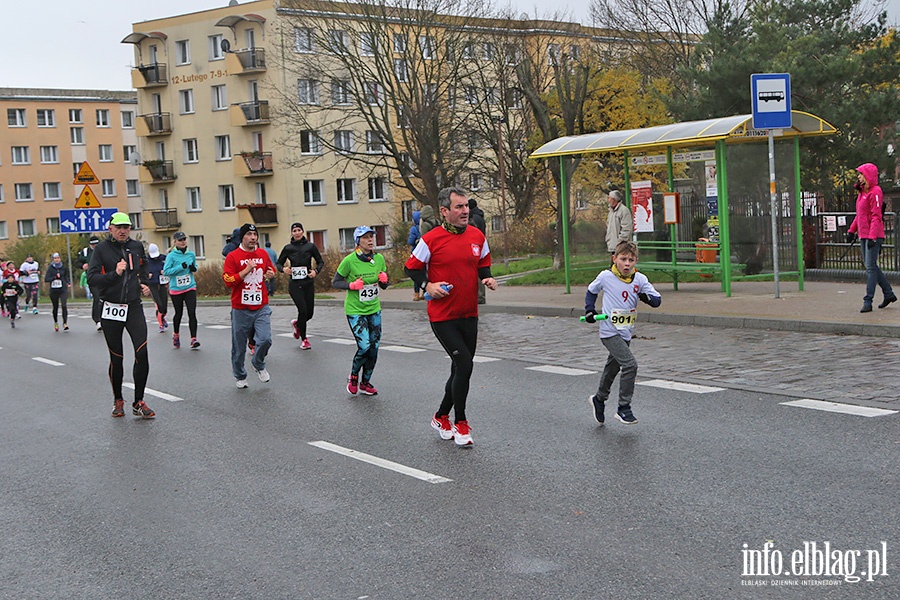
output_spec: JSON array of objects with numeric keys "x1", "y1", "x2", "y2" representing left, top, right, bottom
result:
[
  {"x1": 19, "y1": 261, "x2": 39, "y2": 284},
  {"x1": 587, "y1": 269, "x2": 659, "y2": 341}
]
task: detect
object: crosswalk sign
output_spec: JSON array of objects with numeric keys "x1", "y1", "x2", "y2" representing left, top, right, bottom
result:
[
  {"x1": 75, "y1": 186, "x2": 101, "y2": 208},
  {"x1": 73, "y1": 162, "x2": 100, "y2": 185}
]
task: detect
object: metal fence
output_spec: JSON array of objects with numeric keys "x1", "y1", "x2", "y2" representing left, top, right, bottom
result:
[{"x1": 808, "y1": 212, "x2": 899, "y2": 272}]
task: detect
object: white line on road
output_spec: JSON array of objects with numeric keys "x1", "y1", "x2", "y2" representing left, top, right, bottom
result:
[
  {"x1": 206, "y1": 325, "x2": 231, "y2": 330},
  {"x1": 443, "y1": 354, "x2": 501, "y2": 363},
  {"x1": 526, "y1": 365, "x2": 596, "y2": 376},
  {"x1": 33, "y1": 357, "x2": 65, "y2": 367},
  {"x1": 123, "y1": 382, "x2": 184, "y2": 402},
  {"x1": 637, "y1": 379, "x2": 725, "y2": 394},
  {"x1": 381, "y1": 345, "x2": 426, "y2": 353},
  {"x1": 324, "y1": 338, "x2": 357, "y2": 345},
  {"x1": 781, "y1": 399, "x2": 898, "y2": 417},
  {"x1": 308, "y1": 441, "x2": 452, "y2": 484}
]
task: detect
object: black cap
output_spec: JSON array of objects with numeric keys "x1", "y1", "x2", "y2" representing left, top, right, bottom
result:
[
  {"x1": 239, "y1": 223, "x2": 257, "y2": 240},
  {"x1": 89, "y1": 236, "x2": 100, "y2": 244},
  {"x1": 173, "y1": 231, "x2": 187, "y2": 240},
  {"x1": 468, "y1": 198, "x2": 478, "y2": 209}
]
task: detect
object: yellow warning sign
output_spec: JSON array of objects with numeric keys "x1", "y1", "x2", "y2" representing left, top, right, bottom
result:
[
  {"x1": 73, "y1": 162, "x2": 100, "y2": 185},
  {"x1": 75, "y1": 186, "x2": 102, "y2": 208}
]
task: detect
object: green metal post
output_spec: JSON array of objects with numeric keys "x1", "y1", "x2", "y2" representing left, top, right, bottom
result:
[
  {"x1": 794, "y1": 136, "x2": 804, "y2": 291},
  {"x1": 560, "y1": 156, "x2": 572, "y2": 294},
  {"x1": 717, "y1": 140, "x2": 732, "y2": 296},
  {"x1": 667, "y1": 146, "x2": 678, "y2": 289}
]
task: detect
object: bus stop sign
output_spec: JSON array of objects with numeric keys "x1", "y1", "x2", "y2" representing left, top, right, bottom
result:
[{"x1": 751, "y1": 73, "x2": 792, "y2": 130}]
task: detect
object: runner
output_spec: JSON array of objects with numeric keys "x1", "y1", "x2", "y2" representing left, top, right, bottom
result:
[
  {"x1": 404, "y1": 187, "x2": 497, "y2": 446},
  {"x1": 163, "y1": 232, "x2": 200, "y2": 349},
  {"x1": 19, "y1": 254, "x2": 40, "y2": 314},
  {"x1": 2, "y1": 273, "x2": 23, "y2": 327},
  {"x1": 223, "y1": 223, "x2": 276, "y2": 388},
  {"x1": 44, "y1": 252, "x2": 71, "y2": 331},
  {"x1": 86, "y1": 212, "x2": 155, "y2": 419},
  {"x1": 332, "y1": 226, "x2": 390, "y2": 396},
  {"x1": 277, "y1": 223, "x2": 324, "y2": 349},
  {"x1": 145, "y1": 243, "x2": 169, "y2": 334},
  {"x1": 84, "y1": 236, "x2": 103, "y2": 329},
  {"x1": 1, "y1": 261, "x2": 19, "y2": 318}
]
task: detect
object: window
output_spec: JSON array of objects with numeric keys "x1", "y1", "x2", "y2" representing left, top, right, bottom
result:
[
  {"x1": 40, "y1": 146, "x2": 59, "y2": 164},
  {"x1": 327, "y1": 30, "x2": 349, "y2": 54},
  {"x1": 98, "y1": 144, "x2": 113, "y2": 162},
  {"x1": 482, "y1": 42, "x2": 496, "y2": 60},
  {"x1": 360, "y1": 32, "x2": 376, "y2": 56},
  {"x1": 486, "y1": 87, "x2": 499, "y2": 105},
  {"x1": 401, "y1": 200, "x2": 414, "y2": 221},
  {"x1": 68, "y1": 109, "x2": 83, "y2": 123},
  {"x1": 504, "y1": 44, "x2": 521, "y2": 65},
  {"x1": 368, "y1": 177, "x2": 386, "y2": 202},
  {"x1": 72, "y1": 162, "x2": 82, "y2": 177},
  {"x1": 0, "y1": 184, "x2": 3, "y2": 202},
  {"x1": 336, "y1": 178, "x2": 356, "y2": 203},
  {"x1": 7, "y1": 108, "x2": 25, "y2": 127},
  {"x1": 129, "y1": 212, "x2": 143, "y2": 230},
  {"x1": 212, "y1": 85, "x2": 228, "y2": 110},
  {"x1": 126, "y1": 180, "x2": 139, "y2": 196},
  {"x1": 506, "y1": 88, "x2": 523, "y2": 108},
  {"x1": 308, "y1": 230, "x2": 326, "y2": 250},
  {"x1": 396, "y1": 105, "x2": 410, "y2": 129},
  {"x1": 466, "y1": 130, "x2": 481, "y2": 150},
  {"x1": 209, "y1": 34, "x2": 224, "y2": 60},
  {"x1": 15, "y1": 184, "x2": 33, "y2": 201},
  {"x1": 219, "y1": 184, "x2": 235, "y2": 210},
  {"x1": 372, "y1": 225, "x2": 388, "y2": 248},
  {"x1": 339, "y1": 227, "x2": 355, "y2": 251},
  {"x1": 548, "y1": 43, "x2": 560, "y2": 65},
  {"x1": 37, "y1": 109, "x2": 55, "y2": 127},
  {"x1": 397, "y1": 152, "x2": 413, "y2": 172},
  {"x1": 121, "y1": 111, "x2": 134, "y2": 128},
  {"x1": 186, "y1": 187, "x2": 202, "y2": 212},
  {"x1": 215, "y1": 135, "x2": 231, "y2": 161},
  {"x1": 393, "y1": 34, "x2": 407, "y2": 53},
  {"x1": 96, "y1": 109, "x2": 110, "y2": 127},
  {"x1": 70, "y1": 127, "x2": 84, "y2": 145},
  {"x1": 365, "y1": 81, "x2": 382, "y2": 105},
  {"x1": 297, "y1": 79, "x2": 319, "y2": 105},
  {"x1": 179, "y1": 89, "x2": 195, "y2": 114},
  {"x1": 469, "y1": 173, "x2": 482, "y2": 191},
  {"x1": 300, "y1": 130, "x2": 321, "y2": 154},
  {"x1": 462, "y1": 41, "x2": 475, "y2": 60},
  {"x1": 422, "y1": 83, "x2": 437, "y2": 104},
  {"x1": 123, "y1": 145, "x2": 137, "y2": 163},
  {"x1": 18, "y1": 219, "x2": 36, "y2": 237},
  {"x1": 332, "y1": 79, "x2": 352, "y2": 105},
  {"x1": 183, "y1": 138, "x2": 199, "y2": 163},
  {"x1": 569, "y1": 44, "x2": 581, "y2": 60},
  {"x1": 11, "y1": 146, "x2": 30, "y2": 164},
  {"x1": 366, "y1": 131, "x2": 384, "y2": 153},
  {"x1": 176, "y1": 40, "x2": 191, "y2": 65},
  {"x1": 303, "y1": 180, "x2": 324, "y2": 205},
  {"x1": 491, "y1": 215, "x2": 504, "y2": 232},
  {"x1": 465, "y1": 86, "x2": 478, "y2": 104},
  {"x1": 294, "y1": 27, "x2": 314, "y2": 53},
  {"x1": 43, "y1": 182, "x2": 61, "y2": 200},
  {"x1": 0, "y1": 221, "x2": 7, "y2": 239},
  {"x1": 46, "y1": 217, "x2": 60, "y2": 234},
  {"x1": 393, "y1": 59, "x2": 408, "y2": 82},
  {"x1": 420, "y1": 36, "x2": 434, "y2": 59},
  {"x1": 190, "y1": 235, "x2": 206, "y2": 259},
  {"x1": 99, "y1": 179, "x2": 115, "y2": 197},
  {"x1": 334, "y1": 130, "x2": 352, "y2": 154},
  {"x1": 255, "y1": 182, "x2": 267, "y2": 204}
]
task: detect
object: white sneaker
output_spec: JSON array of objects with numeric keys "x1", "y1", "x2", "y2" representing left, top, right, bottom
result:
[
  {"x1": 96, "y1": 321, "x2": 102, "y2": 330},
  {"x1": 452, "y1": 421, "x2": 474, "y2": 446},
  {"x1": 255, "y1": 368, "x2": 270, "y2": 383},
  {"x1": 236, "y1": 379, "x2": 248, "y2": 389}
]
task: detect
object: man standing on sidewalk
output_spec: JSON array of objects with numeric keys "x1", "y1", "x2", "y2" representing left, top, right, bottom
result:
[{"x1": 605, "y1": 190, "x2": 633, "y2": 256}]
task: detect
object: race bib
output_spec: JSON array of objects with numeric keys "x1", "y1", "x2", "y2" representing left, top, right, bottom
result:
[
  {"x1": 241, "y1": 288, "x2": 263, "y2": 306},
  {"x1": 158, "y1": 275, "x2": 169, "y2": 285},
  {"x1": 291, "y1": 266, "x2": 308, "y2": 280},
  {"x1": 609, "y1": 308, "x2": 637, "y2": 330},
  {"x1": 175, "y1": 274, "x2": 192, "y2": 287},
  {"x1": 51, "y1": 280, "x2": 63, "y2": 289},
  {"x1": 4, "y1": 289, "x2": 17, "y2": 297},
  {"x1": 102, "y1": 301, "x2": 129, "y2": 322},
  {"x1": 359, "y1": 284, "x2": 379, "y2": 302}
]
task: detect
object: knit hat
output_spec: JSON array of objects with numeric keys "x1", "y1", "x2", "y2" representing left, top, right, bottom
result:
[
  {"x1": 239, "y1": 223, "x2": 257, "y2": 241},
  {"x1": 290, "y1": 222, "x2": 304, "y2": 231}
]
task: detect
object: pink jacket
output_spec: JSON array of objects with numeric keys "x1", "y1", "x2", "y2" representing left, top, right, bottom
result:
[{"x1": 849, "y1": 163, "x2": 885, "y2": 239}]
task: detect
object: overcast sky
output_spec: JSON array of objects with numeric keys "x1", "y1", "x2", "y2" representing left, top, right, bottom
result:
[{"x1": 0, "y1": 0, "x2": 897, "y2": 91}]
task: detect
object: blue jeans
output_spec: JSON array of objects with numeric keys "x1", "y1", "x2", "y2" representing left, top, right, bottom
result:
[
  {"x1": 861, "y1": 238, "x2": 893, "y2": 305},
  {"x1": 231, "y1": 305, "x2": 272, "y2": 379}
]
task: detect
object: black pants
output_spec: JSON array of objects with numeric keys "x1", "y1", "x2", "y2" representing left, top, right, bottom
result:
[
  {"x1": 289, "y1": 281, "x2": 316, "y2": 339},
  {"x1": 431, "y1": 317, "x2": 479, "y2": 423},
  {"x1": 170, "y1": 289, "x2": 198, "y2": 337},
  {"x1": 92, "y1": 294, "x2": 102, "y2": 324},
  {"x1": 148, "y1": 283, "x2": 168, "y2": 318},
  {"x1": 49, "y1": 288, "x2": 68, "y2": 324},
  {"x1": 101, "y1": 300, "x2": 149, "y2": 402}
]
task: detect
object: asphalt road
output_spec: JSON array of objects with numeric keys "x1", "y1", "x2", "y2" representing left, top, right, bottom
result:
[{"x1": 1, "y1": 305, "x2": 897, "y2": 599}]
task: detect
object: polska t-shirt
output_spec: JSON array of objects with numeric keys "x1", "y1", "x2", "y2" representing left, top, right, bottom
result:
[{"x1": 223, "y1": 246, "x2": 274, "y2": 310}]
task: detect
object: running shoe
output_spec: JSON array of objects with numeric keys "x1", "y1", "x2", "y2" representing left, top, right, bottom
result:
[
  {"x1": 158, "y1": 325, "x2": 166, "y2": 334},
  {"x1": 359, "y1": 381, "x2": 378, "y2": 396},
  {"x1": 291, "y1": 319, "x2": 300, "y2": 339},
  {"x1": 162, "y1": 318, "x2": 168, "y2": 329},
  {"x1": 616, "y1": 405, "x2": 638, "y2": 424},
  {"x1": 32, "y1": 307, "x2": 38, "y2": 314},
  {"x1": 347, "y1": 374, "x2": 359, "y2": 395},
  {"x1": 190, "y1": 337, "x2": 201, "y2": 350},
  {"x1": 132, "y1": 400, "x2": 156, "y2": 419},
  {"x1": 300, "y1": 338, "x2": 311, "y2": 350},
  {"x1": 173, "y1": 333, "x2": 180, "y2": 349},
  {"x1": 452, "y1": 421, "x2": 473, "y2": 446},
  {"x1": 10, "y1": 320, "x2": 14, "y2": 328},
  {"x1": 111, "y1": 399, "x2": 125, "y2": 418},
  {"x1": 96, "y1": 321, "x2": 101, "y2": 330},
  {"x1": 255, "y1": 367, "x2": 270, "y2": 383},
  {"x1": 63, "y1": 323, "x2": 69, "y2": 331},
  {"x1": 590, "y1": 394, "x2": 605, "y2": 425},
  {"x1": 431, "y1": 415, "x2": 454, "y2": 440},
  {"x1": 236, "y1": 379, "x2": 249, "y2": 389},
  {"x1": 54, "y1": 323, "x2": 59, "y2": 332}
]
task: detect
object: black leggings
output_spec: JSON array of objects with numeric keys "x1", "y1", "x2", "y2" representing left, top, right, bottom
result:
[
  {"x1": 49, "y1": 289, "x2": 68, "y2": 323},
  {"x1": 101, "y1": 301, "x2": 149, "y2": 402},
  {"x1": 148, "y1": 283, "x2": 168, "y2": 317},
  {"x1": 431, "y1": 317, "x2": 478, "y2": 423},
  {"x1": 289, "y1": 281, "x2": 316, "y2": 339},
  {"x1": 170, "y1": 289, "x2": 198, "y2": 337}
]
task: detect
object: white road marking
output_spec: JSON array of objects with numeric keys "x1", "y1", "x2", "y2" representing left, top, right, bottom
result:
[
  {"x1": 381, "y1": 345, "x2": 426, "y2": 353},
  {"x1": 33, "y1": 357, "x2": 65, "y2": 367},
  {"x1": 276, "y1": 332, "x2": 295, "y2": 337},
  {"x1": 206, "y1": 325, "x2": 231, "y2": 330},
  {"x1": 781, "y1": 399, "x2": 897, "y2": 417},
  {"x1": 123, "y1": 382, "x2": 184, "y2": 402},
  {"x1": 309, "y1": 441, "x2": 452, "y2": 484},
  {"x1": 324, "y1": 338, "x2": 356, "y2": 345},
  {"x1": 526, "y1": 365, "x2": 596, "y2": 376},
  {"x1": 473, "y1": 356, "x2": 501, "y2": 363},
  {"x1": 637, "y1": 379, "x2": 725, "y2": 394}
]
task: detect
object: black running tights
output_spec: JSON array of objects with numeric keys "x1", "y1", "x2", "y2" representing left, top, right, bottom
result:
[
  {"x1": 101, "y1": 302, "x2": 149, "y2": 402},
  {"x1": 170, "y1": 289, "x2": 198, "y2": 337},
  {"x1": 289, "y1": 281, "x2": 316, "y2": 339},
  {"x1": 430, "y1": 317, "x2": 478, "y2": 423}
]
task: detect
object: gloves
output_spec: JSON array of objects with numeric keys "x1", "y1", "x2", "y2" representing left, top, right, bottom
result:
[
  {"x1": 638, "y1": 293, "x2": 651, "y2": 305},
  {"x1": 348, "y1": 278, "x2": 364, "y2": 291},
  {"x1": 378, "y1": 271, "x2": 388, "y2": 284},
  {"x1": 189, "y1": 263, "x2": 197, "y2": 273},
  {"x1": 181, "y1": 262, "x2": 188, "y2": 269},
  {"x1": 584, "y1": 310, "x2": 597, "y2": 324},
  {"x1": 846, "y1": 232, "x2": 857, "y2": 244}
]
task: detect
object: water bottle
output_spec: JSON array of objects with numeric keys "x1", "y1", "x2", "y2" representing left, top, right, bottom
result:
[{"x1": 424, "y1": 284, "x2": 452, "y2": 301}]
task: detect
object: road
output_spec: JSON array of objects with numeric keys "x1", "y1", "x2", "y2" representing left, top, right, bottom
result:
[{"x1": 1, "y1": 304, "x2": 897, "y2": 599}]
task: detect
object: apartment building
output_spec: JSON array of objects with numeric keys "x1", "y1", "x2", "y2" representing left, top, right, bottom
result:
[{"x1": 0, "y1": 89, "x2": 140, "y2": 252}]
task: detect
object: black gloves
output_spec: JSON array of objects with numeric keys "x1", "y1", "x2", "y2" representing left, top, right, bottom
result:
[
  {"x1": 638, "y1": 293, "x2": 651, "y2": 305},
  {"x1": 189, "y1": 263, "x2": 197, "y2": 273},
  {"x1": 846, "y1": 232, "x2": 857, "y2": 244},
  {"x1": 584, "y1": 310, "x2": 598, "y2": 323}
]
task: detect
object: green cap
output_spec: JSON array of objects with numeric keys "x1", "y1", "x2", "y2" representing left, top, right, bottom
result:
[{"x1": 109, "y1": 212, "x2": 132, "y2": 226}]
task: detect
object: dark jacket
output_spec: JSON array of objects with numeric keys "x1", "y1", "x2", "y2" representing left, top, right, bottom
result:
[
  {"x1": 419, "y1": 205, "x2": 439, "y2": 235},
  {"x1": 469, "y1": 205, "x2": 486, "y2": 234},
  {"x1": 87, "y1": 235, "x2": 150, "y2": 304},
  {"x1": 222, "y1": 227, "x2": 241, "y2": 258},
  {"x1": 146, "y1": 253, "x2": 167, "y2": 285},
  {"x1": 2, "y1": 280, "x2": 24, "y2": 302},
  {"x1": 276, "y1": 237, "x2": 325, "y2": 287},
  {"x1": 44, "y1": 262, "x2": 70, "y2": 288},
  {"x1": 408, "y1": 210, "x2": 421, "y2": 250}
]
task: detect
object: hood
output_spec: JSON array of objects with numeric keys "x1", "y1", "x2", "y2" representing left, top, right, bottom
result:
[
  {"x1": 412, "y1": 210, "x2": 421, "y2": 225},
  {"x1": 420, "y1": 205, "x2": 435, "y2": 219},
  {"x1": 49, "y1": 261, "x2": 65, "y2": 269},
  {"x1": 857, "y1": 163, "x2": 879, "y2": 189}
]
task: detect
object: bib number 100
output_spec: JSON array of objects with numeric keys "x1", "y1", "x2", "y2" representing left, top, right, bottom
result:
[{"x1": 102, "y1": 302, "x2": 129, "y2": 322}]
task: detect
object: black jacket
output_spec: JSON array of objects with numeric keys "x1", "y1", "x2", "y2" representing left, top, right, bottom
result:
[
  {"x1": 469, "y1": 206, "x2": 486, "y2": 234},
  {"x1": 87, "y1": 236, "x2": 149, "y2": 304},
  {"x1": 276, "y1": 237, "x2": 325, "y2": 287},
  {"x1": 44, "y1": 262, "x2": 70, "y2": 287}
]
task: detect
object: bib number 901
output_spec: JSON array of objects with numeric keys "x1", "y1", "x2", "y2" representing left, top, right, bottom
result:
[{"x1": 609, "y1": 309, "x2": 636, "y2": 330}]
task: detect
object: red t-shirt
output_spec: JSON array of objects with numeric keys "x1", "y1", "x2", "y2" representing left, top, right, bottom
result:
[
  {"x1": 405, "y1": 225, "x2": 490, "y2": 323},
  {"x1": 223, "y1": 246, "x2": 274, "y2": 310}
]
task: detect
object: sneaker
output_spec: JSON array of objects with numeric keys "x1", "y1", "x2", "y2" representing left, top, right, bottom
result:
[
  {"x1": 54, "y1": 323, "x2": 59, "y2": 332},
  {"x1": 291, "y1": 319, "x2": 300, "y2": 339},
  {"x1": 255, "y1": 367, "x2": 270, "y2": 383},
  {"x1": 452, "y1": 420, "x2": 474, "y2": 446},
  {"x1": 162, "y1": 318, "x2": 168, "y2": 329},
  {"x1": 32, "y1": 307, "x2": 38, "y2": 314},
  {"x1": 590, "y1": 394, "x2": 606, "y2": 425},
  {"x1": 63, "y1": 323, "x2": 69, "y2": 331},
  {"x1": 300, "y1": 338, "x2": 311, "y2": 350},
  {"x1": 236, "y1": 379, "x2": 249, "y2": 389},
  {"x1": 158, "y1": 325, "x2": 166, "y2": 334},
  {"x1": 96, "y1": 321, "x2": 102, "y2": 331},
  {"x1": 132, "y1": 400, "x2": 156, "y2": 419},
  {"x1": 10, "y1": 320, "x2": 14, "y2": 328},
  {"x1": 347, "y1": 374, "x2": 359, "y2": 395},
  {"x1": 615, "y1": 405, "x2": 638, "y2": 424},
  {"x1": 879, "y1": 294, "x2": 897, "y2": 309},
  {"x1": 111, "y1": 399, "x2": 125, "y2": 418},
  {"x1": 173, "y1": 333, "x2": 180, "y2": 349},
  {"x1": 359, "y1": 381, "x2": 378, "y2": 396},
  {"x1": 190, "y1": 337, "x2": 201, "y2": 350},
  {"x1": 431, "y1": 414, "x2": 454, "y2": 440}
]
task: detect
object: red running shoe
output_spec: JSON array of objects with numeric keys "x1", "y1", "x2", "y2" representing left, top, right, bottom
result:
[{"x1": 359, "y1": 381, "x2": 378, "y2": 396}]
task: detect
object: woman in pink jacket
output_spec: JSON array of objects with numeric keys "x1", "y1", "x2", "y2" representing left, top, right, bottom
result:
[{"x1": 848, "y1": 162, "x2": 895, "y2": 312}]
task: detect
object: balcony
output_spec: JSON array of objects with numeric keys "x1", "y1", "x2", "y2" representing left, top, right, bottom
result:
[
  {"x1": 225, "y1": 48, "x2": 266, "y2": 74},
  {"x1": 236, "y1": 203, "x2": 278, "y2": 227},
  {"x1": 147, "y1": 208, "x2": 181, "y2": 231},
  {"x1": 230, "y1": 101, "x2": 271, "y2": 127},
  {"x1": 136, "y1": 112, "x2": 172, "y2": 137},
  {"x1": 234, "y1": 152, "x2": 274, "y2": 177},
  {"x1": 132, "y1": 63, "x2": 168, "y2": 88},
  {"x1": 139, "y1": 160, "x2": 177, "y2": 184}
]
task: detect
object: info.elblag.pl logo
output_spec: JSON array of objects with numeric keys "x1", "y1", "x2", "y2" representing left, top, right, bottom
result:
[{"x1": 741, "y1": 541, "x2": 889, "y2": 586}]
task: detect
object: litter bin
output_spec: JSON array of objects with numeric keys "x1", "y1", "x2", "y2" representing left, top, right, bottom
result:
[{"x1": 696, "y1": 238, "x2": 717, "y2": 278}]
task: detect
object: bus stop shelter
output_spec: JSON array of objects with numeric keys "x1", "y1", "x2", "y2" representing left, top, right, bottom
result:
[{"x1": 529, "y1": 111, "x2": 837, "y2": 296}]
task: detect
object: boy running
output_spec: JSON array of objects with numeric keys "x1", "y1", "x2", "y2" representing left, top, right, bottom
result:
[{"x1": 2, "y1": 274, "x2": 24, "y2": 327}]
